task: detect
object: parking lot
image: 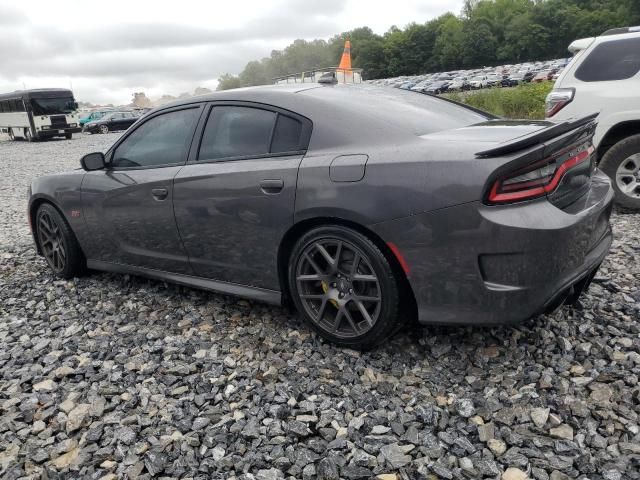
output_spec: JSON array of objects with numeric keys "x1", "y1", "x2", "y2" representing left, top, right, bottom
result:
[{"x1": 0, "y1": 133, "x2": 639, "y2": 479}]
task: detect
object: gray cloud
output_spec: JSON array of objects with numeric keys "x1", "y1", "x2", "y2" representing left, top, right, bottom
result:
[
  {"x1": 0, "y1": 1, "x2": 461, "y2": 104},
  {"x1": 0, "y1": 5, "x2": 28, "y2": 26}
]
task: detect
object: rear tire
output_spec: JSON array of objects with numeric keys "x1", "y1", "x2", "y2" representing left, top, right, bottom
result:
[
  {"x1": 65, "y1": 132, "x2": 73, "y2": 140},
  {"x1": 599, "y1": 134, "x2": 640, "y2": 210},
  {"x1": 288, "y1": 225, "x2": 401, "y2": 349},
  {"x1": 8, "y1": 129, "x2": 15, "y2": 141},
  {"x1": 24, "y1": 128, "x2": 34, "y2": 142},
  {"x1": 35, "y1": 203, "x2": 86, "y2": 279}
]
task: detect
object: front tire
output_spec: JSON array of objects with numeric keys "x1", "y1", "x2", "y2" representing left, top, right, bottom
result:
[
  {"x1": 8, "y1": 129, "x2": 15, "y2": 141},
  {"x1": 99, "y1": 125, "x2": 109, "y2": 134},
  {"x1": 65, "y1": 132, "x2": 73, "y2": 140},
  {"x1": 35, "y1": 204, "x2": 86, "y2": 279},
  {"x1": 599, "y1": 134, "x2": 640, "y2": 209},
  {"x1": 288, "y1": 226, "x2": 401, "y2": 349},
  {"x1": 24, "y1": 128, "x2": 34, "y2": 142}
]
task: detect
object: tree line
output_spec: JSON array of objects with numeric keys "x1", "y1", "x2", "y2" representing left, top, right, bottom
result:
[{"x1": 217, "y1": 0, "x2": 640, "y2": 90}]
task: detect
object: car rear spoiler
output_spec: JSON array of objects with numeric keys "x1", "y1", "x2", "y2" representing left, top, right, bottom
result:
[{"x1": 475, "y1": 113, "x2": 599, "y2": 158}]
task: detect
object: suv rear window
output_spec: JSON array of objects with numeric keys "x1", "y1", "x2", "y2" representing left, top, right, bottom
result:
[{"x1": 575, "y1": 37, "x2": 640, "y2": 82}]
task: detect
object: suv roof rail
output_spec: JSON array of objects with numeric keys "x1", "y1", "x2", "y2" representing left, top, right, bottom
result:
[{"x1": 601, "y1": 26, "x2": 640, "y2": 36}]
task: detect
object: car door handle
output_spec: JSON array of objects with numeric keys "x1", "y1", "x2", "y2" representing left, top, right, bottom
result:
[
  {"x1": 151, "y1": 188, "x2": 169, "y2": 201},
  {"x1": 260, "y1": 179, "x2": 284, "y2": 194}
]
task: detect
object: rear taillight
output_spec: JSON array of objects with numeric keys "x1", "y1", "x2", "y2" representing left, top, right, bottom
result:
[
  {"x1": 487, "y1": 145, "x2": 594, "y2": 204},
  {"x1": 545, "y1": 88, "x2": 575, "y2": 117}
]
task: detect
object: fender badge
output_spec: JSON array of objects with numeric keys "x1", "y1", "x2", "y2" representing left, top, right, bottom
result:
[{"x1": 71, "y1": 210, "x2": 81, "y2": 217}]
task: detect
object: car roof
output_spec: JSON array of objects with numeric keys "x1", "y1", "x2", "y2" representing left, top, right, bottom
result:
[
  {"x1": 151, "y1": 83, "x2": 488, "y2": 149},
  {"x1": 569, "y1": 29, "x2": 640, "y2": 53},
  {"x1": 0, "y1": 88, "x2": 73, "y2": 101}
]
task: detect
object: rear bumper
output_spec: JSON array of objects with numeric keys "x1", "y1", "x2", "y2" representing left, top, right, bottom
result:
[{"x1": 372, "y1": 171, "x2": 614, "y2": 325}]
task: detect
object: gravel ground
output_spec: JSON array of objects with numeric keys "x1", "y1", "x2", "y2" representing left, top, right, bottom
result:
[{"x1": 0, "y1": 133, "x2": 639, "y2": 480}]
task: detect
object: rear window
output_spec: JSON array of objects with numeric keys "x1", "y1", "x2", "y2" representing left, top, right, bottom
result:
[
  {"x1": 575, "y1": 37, "x2": 640, "y2": 82},
  {"x1": 305, "y1": 85, "x2": 490, "y2": 136}
]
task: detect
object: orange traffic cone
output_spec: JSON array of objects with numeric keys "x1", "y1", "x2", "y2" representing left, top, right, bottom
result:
[{"x1": 338, "y1": 40, "x2": 352, "y2": 70}]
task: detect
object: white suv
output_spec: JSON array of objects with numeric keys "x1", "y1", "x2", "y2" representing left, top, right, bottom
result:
[{"x1": 546, "y1": 26, "x2": 640, "y2": 209}]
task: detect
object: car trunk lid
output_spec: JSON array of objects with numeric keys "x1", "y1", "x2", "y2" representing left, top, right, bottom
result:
[{"x1": 419, "y1": 114, "x2": 598, "y2": 209}]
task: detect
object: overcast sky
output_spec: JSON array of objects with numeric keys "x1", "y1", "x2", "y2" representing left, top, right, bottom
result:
[{"x1": 0, "y1": 0, "x2": 463, "y2": 105}]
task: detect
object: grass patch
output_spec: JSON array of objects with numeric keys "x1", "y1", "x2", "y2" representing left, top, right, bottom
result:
[{"x1": 444, "y1": 81, "x2": 554, "y2": 119}]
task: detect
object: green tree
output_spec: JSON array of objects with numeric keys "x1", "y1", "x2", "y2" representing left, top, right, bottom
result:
[
  {"x1": 216, "y1": 74, "x2": 241, "y2": 91},
  {"x1": 434, "y1": 14, "x2": 464, "y2": 71},
  {"x1": 216, "y1": 0, "x2": 640, "y2": 87},
  {"x1": 239, "y1": 60, "x2": 269, "y2": 86},
  {"x1": 461, "y1": 19, "x2": 497, "y2": 68}
]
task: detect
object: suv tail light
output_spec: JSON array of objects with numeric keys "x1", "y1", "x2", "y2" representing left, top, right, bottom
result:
[
  {"x1": 545, "y1": 88, "x2": 575, "y2": 117},
  {"x1": 487, "y1": 145, "x2": 594, "y2": 204}
]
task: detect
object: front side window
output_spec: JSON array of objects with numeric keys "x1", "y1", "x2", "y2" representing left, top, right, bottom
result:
[
  {"x1": 575, "y1": 37, "x2": 640, "y2": 82},
  {"x1": 111, "y1": 108, "x2": 199, "y2": 168}
]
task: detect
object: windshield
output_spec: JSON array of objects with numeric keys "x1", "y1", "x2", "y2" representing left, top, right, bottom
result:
[{"x1": 30, "y1": 97, "x2": 76, "y2": 115}]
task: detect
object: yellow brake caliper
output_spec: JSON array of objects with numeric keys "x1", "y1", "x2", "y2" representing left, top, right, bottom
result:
[{"x1": 322, "y1": 281, "x2": 338, "y2": 307}]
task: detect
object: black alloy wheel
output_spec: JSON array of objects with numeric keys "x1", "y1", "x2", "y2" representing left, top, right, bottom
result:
[
  {"x1": 36, "y1": 204, "x2": 85, "y2": 278},
  {"x1": 289, "y1": 226, "x2": 401, "y2": 349}
]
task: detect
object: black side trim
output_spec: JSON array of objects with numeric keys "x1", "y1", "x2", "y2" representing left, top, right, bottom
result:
[
  {"x1": 476, "y1": 113, "x2": 599, "y2": 158},
  {"x1": 86, "y1": 260, "x2": 282, "y2": 305}
]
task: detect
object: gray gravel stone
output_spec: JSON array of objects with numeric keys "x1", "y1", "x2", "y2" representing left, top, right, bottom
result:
[{"x1": 1, "y1": 133, "x2": 639, "y2": 479}]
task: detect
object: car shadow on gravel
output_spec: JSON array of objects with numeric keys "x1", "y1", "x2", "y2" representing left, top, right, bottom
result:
[
  {"x1": 21, "y1": 251, "x2": 560, "y2": 363},
  {"x1": 77, "y1": 266, "x2": 553, "y2": 379}
]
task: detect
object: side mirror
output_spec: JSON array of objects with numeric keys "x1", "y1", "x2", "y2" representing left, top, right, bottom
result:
[{"x1": 81, "y1": 152, "x2": 105, "y2": 171}]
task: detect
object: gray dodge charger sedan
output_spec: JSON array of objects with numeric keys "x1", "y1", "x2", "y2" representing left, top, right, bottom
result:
[{"x1": 28, "y1": 84, "x2": 613, "y2": 348}]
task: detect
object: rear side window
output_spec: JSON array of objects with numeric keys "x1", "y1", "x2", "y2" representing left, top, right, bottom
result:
[
  {"x1": 271, "y1": 114, "x2": 303, "y2": 153},
  {"x1": 112, "y1": 107, "x2": 199, "y2": 168},
  {"x1": 575, "y1": 37, "x2": 640, "y2": 82},
  {"x1": 198, "y1": 106, "x2": 307, "y2": 161},
  {"x1": 199, "y1": 106, "x2": 274, "y2": 160}
]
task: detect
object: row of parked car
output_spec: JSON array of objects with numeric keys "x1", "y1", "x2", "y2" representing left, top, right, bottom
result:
[
  {"x1": 78, "y1": 108, "x2": 150, "y2": 134},
  {"x1": 368, "y1": 58, "x2": 570, "y2": 94}
]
